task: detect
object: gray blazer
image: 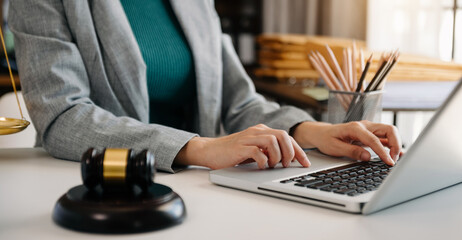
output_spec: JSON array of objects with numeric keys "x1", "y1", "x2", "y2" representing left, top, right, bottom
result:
[{"x1": 9, "y1": 0, "x2": 314, "y2": 172}]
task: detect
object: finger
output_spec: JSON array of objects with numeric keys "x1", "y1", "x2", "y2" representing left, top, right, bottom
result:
[
  {"x1": 379, "y1": 138, "x2": 389, "y2": 146},
  {"x1": 359, "y1": 133, "x2": 394, "y2": 165},
  {"x1": 291, "y1": 137, "x2": 310, "y2": 167},
  {"x1": 249, "y1": 127, "x2": 295, "y2": 167},
  {"x1": 244, "y1": 146, "x2": 269, "y2": 169},
  {"x1": 364, "y1": 122, "x2": 402, "y2": 162},
  {"x1": 329, "y1": 138, "x2": 372, "y2": 161},
  {"x1": 347, "y1": 123, "x2": 394, "y2": 166},
  {"x1": 385, "y1": 126, "x2": 402, "y2": 162},
  {"x1": 273, "y1": 130, "x2": 295, "y2": 167},
  {"x1": 242, "y1": 135, "x2": 282, "y2": 168}
]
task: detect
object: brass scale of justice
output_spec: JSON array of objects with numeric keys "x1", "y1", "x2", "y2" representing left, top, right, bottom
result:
[{"x1": 0, "y1": 25, "x2": 29, "y2": 135}]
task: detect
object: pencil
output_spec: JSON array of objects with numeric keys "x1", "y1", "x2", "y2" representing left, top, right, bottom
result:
[
  {"x1": 345, "y1": 50, "x2": 397, "y2": 122},
  {"x1": 315, "y1": 51, "x2": 353, "y2": 109},
  {"x1": 359, "y1": 49, "x2": 365, "y2": 73},
  {"x1": 325, "y1": 45, "x2": 351, "y2": 92},
  {"x1": 359, "y1": 49, "x2": 365, "y2": 91},
  {"x1": 344, "y1": 53, "x2": 373, "y2": 121},
  {"x1": 365, "y1": 53, "x2": 390, "y2": 92},
  {"x1": 315, "y1": 51, "x2": 343, "y2": 91},
  {"x1": 373, "y1": 52, "x2": 395, "y2": 89},
  {"x1": 346, "y1": 52, "x2": 394, "y2": 121},
  {"x1": 347, "y1": 48, "x2": 354, "y2": 90},
  {"x1": 355, "y1": 53, "x2": 373, "y2": 93},
  {"x1": 351, "y1": 41, "x2": 357, "y2": 91},
  {"x1": 309, "y1": 53, "x2": 349, "y2": 110},
  {"x1": 308, "y1": 53, "x2": 335, "y2": 90},
  {"x1": 372, "y1": 52, "x2": 397, "y2": 91},
  {"x1": 373, "y1": 53, "x2": 386, "y2": 85},
  {"x1": 343, "y1": 48, "x2": 349, "y2": 88},
  {"x1": 374, "y1": 52, "x2": 399, "y2": 91}
]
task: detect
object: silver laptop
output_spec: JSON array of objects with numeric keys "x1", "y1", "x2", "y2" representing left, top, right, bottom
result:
[{"x1": 210, "y1": 79, "x2": 462, "y2": 214}]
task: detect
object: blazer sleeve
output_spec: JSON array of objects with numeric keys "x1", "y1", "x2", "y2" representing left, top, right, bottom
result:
[
  {"x1": 8, "y1": 0, "x2": 197, "y2": 173},
  {"x1": 220, "y1": 35, "x2": 315, "y2": 134}
]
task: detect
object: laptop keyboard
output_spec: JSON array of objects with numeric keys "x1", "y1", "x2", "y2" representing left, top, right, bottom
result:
[{"x1": 279, "y1": 161, "x2": 394, "y2": 196}]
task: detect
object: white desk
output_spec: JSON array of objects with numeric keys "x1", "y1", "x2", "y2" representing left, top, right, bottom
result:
[{"x1": 1, "y1": 148, "x2": 462, "y2": 240}]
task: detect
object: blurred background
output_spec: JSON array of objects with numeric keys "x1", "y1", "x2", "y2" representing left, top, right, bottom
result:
[
  {"x1": 1, "y1": 0, "x2": 462, "y2": 149},
  {"x1": 215, "y1": 0, "x2": 461, "y2": 69},
  {"x1": 215, "y1": 0, "x2": 462, "y2": 148}
]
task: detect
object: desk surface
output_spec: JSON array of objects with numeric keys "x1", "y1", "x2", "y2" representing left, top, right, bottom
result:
[{"x1": 1, "y1": 148, "x2": 462, "y2": 240}]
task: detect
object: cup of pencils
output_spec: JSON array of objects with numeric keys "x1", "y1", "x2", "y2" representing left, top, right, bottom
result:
[
  {"x1": 308, "y1": 43, "x2": 400, "y2": 123},
  {"x1": 327, "y1": 90, "x2": 382, "y2": 123}
]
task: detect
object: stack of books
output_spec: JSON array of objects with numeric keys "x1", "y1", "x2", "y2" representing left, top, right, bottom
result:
[{"x1": 254, "y1": 34, "x2": 462, "y2": 83}]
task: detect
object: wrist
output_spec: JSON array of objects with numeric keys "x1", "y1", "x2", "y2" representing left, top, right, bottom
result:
[
  {"x1": 292, "y1": 121, "x2": 332, "y2": 148},
  {"x1": 174, "y1": 137, "x2": 211, "y2": 167}
]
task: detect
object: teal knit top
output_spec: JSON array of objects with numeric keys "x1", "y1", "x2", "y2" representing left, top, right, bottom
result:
[{"x1": 121, "y1": 0, "x2": 197, "y2": 129}]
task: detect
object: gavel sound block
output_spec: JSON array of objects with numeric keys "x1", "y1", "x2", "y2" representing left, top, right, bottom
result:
[{"x1": 52, "y1": 148, "x2": 186, "y2": 233}]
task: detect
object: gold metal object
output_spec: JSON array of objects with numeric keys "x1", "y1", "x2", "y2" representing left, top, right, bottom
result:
[
  {"x1": 0, "y1": 25, "x2": 30, "y2": 135},
  {"x1": 0, "y1": 117, "x2": 30, "y2": 135},
  {"x1": 103, "y1": 149, "x2": 129, "y2": 183}
]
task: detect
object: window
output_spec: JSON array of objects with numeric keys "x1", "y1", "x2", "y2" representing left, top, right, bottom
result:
[
  {"x1": 441, "y1": 0, "x2": 462, "y2": 62},
  {"x1": 367, "y1": 0, "x2": 461, "y2": 63}
]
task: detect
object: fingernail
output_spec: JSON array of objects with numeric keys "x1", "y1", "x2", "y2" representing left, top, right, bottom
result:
[
  {"x1": 393, "y1": 154, "x2": 399, "y2": 161},
  {"x1": 305, "y1": 156, "x2": 311, "y2": 167},
  {"x1": 360, "y1": 152, "x2": 370, "y2": 161},
  {"x1": 388, "y1": 156, "x2": 395, "y2": 166}
]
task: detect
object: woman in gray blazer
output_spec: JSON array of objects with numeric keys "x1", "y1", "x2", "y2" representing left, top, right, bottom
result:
[{"x1": 9, "y1": 0, "x2": 401, "y2": 173}]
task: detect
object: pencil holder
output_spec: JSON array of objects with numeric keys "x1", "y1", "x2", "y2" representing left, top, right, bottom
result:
[{"x1": 327, "y1": 90, "x2": 383, "y2": 124}]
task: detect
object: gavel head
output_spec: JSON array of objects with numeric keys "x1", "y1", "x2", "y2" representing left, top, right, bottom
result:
[{"x1": 81, "y1": 148, "x2": 155, "y2": 192}]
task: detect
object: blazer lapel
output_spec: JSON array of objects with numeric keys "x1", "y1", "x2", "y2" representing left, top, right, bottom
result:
[
  {"x1": 89, "y1": 0, "x2": 149, "y2": 121},
  {"x1": 88, "y1": 0, "x2": 222, "y2": 134},
  {"x1": 169, "y1": 0, "x2": 222, "y2": 137}
]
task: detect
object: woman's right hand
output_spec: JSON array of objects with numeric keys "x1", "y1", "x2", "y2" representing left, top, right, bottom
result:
[{"x1": 175, "y1": 124, "x2": 311, "y2": 170}]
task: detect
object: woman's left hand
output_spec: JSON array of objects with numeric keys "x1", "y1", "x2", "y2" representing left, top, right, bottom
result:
[{"x1": 292, "y1": 120, "x2": 402, "y2": 166}]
